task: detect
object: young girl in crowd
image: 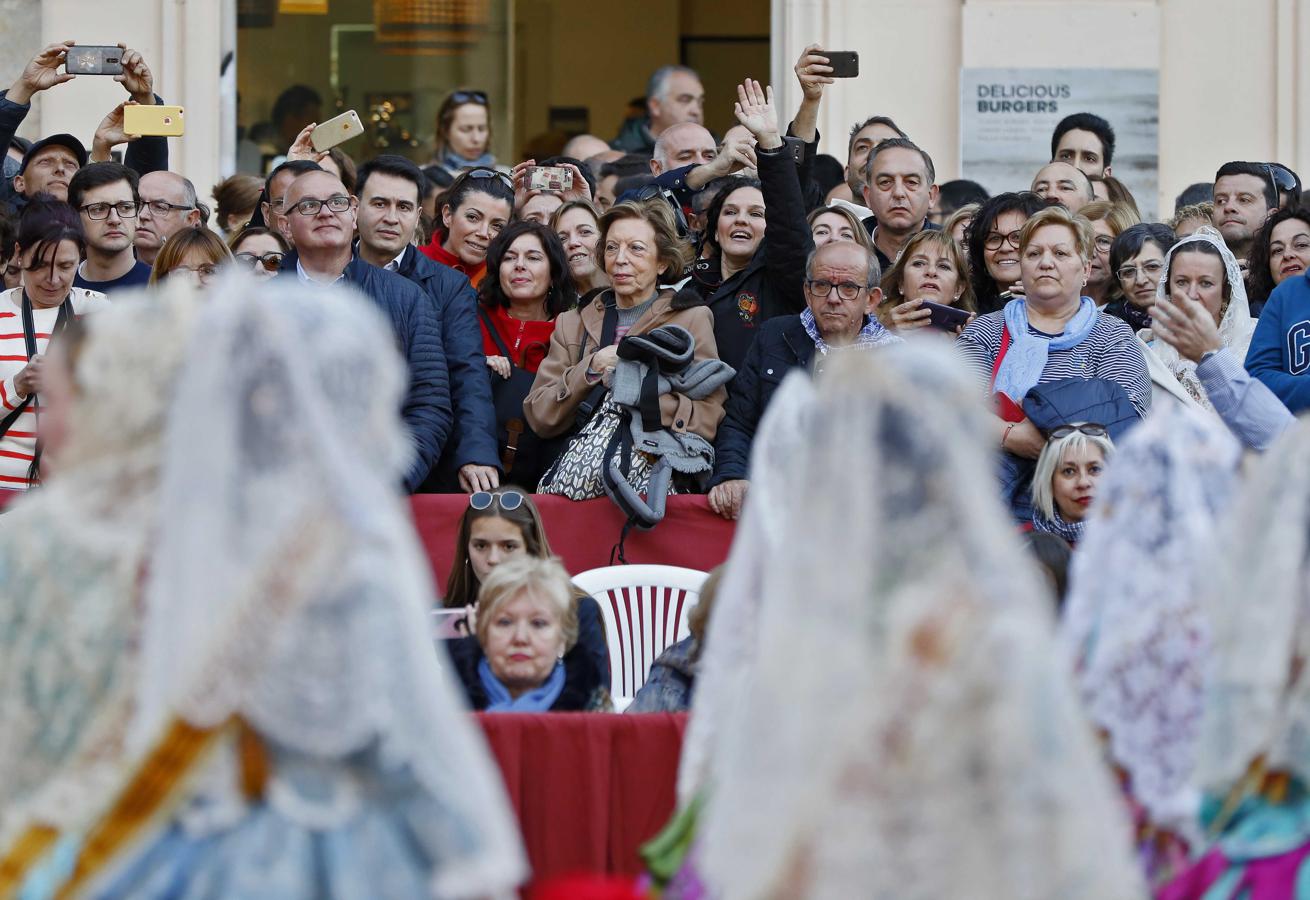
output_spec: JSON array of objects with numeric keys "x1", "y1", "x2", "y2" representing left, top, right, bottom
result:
[
  {"x1": 429, "y1": 88, "x2": 499, "y2": 176},
  {"x1": 420, "y1": 166, "x2": 514, "y2": 287}
]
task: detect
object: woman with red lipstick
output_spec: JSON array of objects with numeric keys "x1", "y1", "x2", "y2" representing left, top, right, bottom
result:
[
  {"x1": 420, "y1": 166, "x2": 514, "y2": 287},
  {"x1": 1031, "y1": 423, "x2": 1114, "y2": 545},
  {"x1": 1247, "y1": 207, "x2": 1310, "y2": 318},
  {"x1": 878, "y1": 229, "x2": 975, "y2": 333}
]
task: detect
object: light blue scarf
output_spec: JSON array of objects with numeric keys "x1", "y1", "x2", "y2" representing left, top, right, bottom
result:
[
  {"x1": 993, "y1": 297, "x2": 1098, "y2": 404},
  {"x1": 440, "y1": 149, "x2": 498, "y2": 173},
  {"x1": 478, "y1": 656, "x2": 566, "y2": 712},
  {"x1": 800, "y1": 309, "x2": 901, "y2": 355}
]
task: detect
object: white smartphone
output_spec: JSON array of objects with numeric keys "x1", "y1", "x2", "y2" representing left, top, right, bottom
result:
[{"x1": 310, "y1": 110, "x2": 364, "y2": 153}]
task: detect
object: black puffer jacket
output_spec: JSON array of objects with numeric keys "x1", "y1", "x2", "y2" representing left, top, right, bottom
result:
[{"x1": 672, "y1": 143, "x2": 813, "y2": 371}]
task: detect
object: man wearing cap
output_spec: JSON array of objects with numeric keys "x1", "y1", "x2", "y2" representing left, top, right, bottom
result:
[{"x1": 0, "y1": 42, "x2": 168, "y2": 214}]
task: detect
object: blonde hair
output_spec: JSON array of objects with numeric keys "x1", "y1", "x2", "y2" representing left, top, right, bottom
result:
[
  {"x1": 475, "y1": 556, "x2": 579, "y2": 651},
  {"x1": 942, "y1": 203, "x2": 979, "y2": 241},
  {"x1": 149, "y1": 228, "x2": 234, "y2": 285},
  {"x1": 1078, "y1": 200, "x2": 1141, "y2": 238},
  {"x1": 1032, "y1": 429, "x2": 1115, "y2": 522},
  {"x1": 1019, "y1": 204, "x2": 1096, "y2": 262},
  {"x1": 1171, "y1": 202, "x2": 1215, "y2": 232},
  {"x1": 878, "y1": 229, "x2": 977, "y2": 323},
  {"x1": 806, "y1": 205, "x2": 873, "y2": 252}
]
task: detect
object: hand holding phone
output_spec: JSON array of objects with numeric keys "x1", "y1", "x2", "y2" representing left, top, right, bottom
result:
[
  {"x1": 527, "y1": 165, "x2": 572, "y2": 193},
  {"x1": 817, "y1": 50, "x2": 859, "y2": 78},
  {"x1": 921, "y1": 300, "x2": 973, "y2": 332},
  {"x1": 310, "y1": 110, "x2": 364, "y2": 153}
]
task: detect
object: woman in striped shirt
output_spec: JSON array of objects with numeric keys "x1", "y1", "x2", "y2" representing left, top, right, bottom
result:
[
  {"x1": 0, "y1": 198, "x2": 109, "y2": 491},
  {"x1": 956, "y1": 204, "x2": 1149, "y2": 520}
]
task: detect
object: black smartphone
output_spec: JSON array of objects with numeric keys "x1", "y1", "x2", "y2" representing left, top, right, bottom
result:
[
  {"x1": 782, "y1": 136, "x2": 805, "y2": 166},
  {"x1": 820, "y1": 50, "x2": 859, "y2": 78},
  {"x1": 922, "y1": 301, "x2": 972, "y2": 331},
  {"x1": 64, "y1": 45, "x2": 124, "y2": 76}
]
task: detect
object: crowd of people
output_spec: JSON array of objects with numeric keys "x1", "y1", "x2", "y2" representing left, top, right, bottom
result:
[{"x1": 2, "y1": 32, "x2": 1310, "y2": 899}]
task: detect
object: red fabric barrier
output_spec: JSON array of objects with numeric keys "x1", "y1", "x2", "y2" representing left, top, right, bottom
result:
[
  {"x1": 476, "y1": 712, "x2": 687, "y2": 886},
  {"x1": 412, "y1": 494, "x2": 735, "y2": 586}
]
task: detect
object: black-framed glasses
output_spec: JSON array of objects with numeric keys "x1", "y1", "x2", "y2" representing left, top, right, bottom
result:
[
  {"x1": 1117, "y1": 261, "x2": 1165, "y2": 282},
  {"x1": 451, "y1": 90, "x2": 489, "y2": 105},
  {"x1": 79, "y1": 200, "x2": 139, "y2": 220},
  {"x1": 806, "y1": 279, "x2": 866, "y2": 300},
  {"x1": 235, "y1": 251, "x2": 285, "y2": 272},
  {"x1": 470, "y1": 490, "x2": 525, "y2": 512},
  {"x1": 291, "y1": 195, "x2": 353, "y2": 217},
  {"x1": 1048, "y1": 423, "x2": 1108, "y2": 440},
  {"x1": 984, "y1": 230, "x2": 1022, "y2": 251},
  {"x1": 141, "y1": 199, "x2": 195, "y2": 216}
]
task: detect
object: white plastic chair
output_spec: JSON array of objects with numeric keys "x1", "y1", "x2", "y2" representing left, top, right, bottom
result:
[{"x1": 572, "y1": 564, "x2": 707, "y2": 710}]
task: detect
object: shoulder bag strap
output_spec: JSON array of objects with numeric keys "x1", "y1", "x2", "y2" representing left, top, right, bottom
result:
[
  {"x1": 478, "y1": 305, "x2": 517, "y2": 368},
  {"x1": 0, "y1": 295, "x2": 70, "y2": 442},
  {"x1": 574, "y1": 296, "x2": 621, "y2": 428}
]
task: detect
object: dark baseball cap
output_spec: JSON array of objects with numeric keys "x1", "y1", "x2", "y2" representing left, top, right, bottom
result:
[{"x1": 18, "y1": 134, "x2": 88, "y2": 175}]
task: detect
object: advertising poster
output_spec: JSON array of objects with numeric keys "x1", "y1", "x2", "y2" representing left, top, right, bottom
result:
[{"x1": 961, "y1": 68, "x2": 1159, "y2": 219}]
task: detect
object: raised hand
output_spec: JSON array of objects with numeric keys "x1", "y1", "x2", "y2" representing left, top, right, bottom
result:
[
  {"x1": 733, "y1": 79, "x2": 781, "y2": 150},
  {"x1": 115, "y1": 43, "x2": 155, "y2": 103},
  {"x1": 91, "y1": 100, "x2": 142, "y2": 162},
  {"x1": 793, "y1": 44, "x2": 834, "y2": 102},
  {"x1": 10, "y1": 42, "x2": 77, "y2": 105},
  {"x1": 286, "y1": 122, "x2": 328, "y2": 163}
]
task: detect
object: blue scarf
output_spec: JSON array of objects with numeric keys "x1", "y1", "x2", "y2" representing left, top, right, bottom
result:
[
  {"x1": 478, "y1": 656, "x2": 566, "y2": 712},
  {"x1": 439, "y1": 149, "x2": 498, "y2": 173},
  {"x1": 993, "y1": 297, "x2": 1098, "y2": 404},
  {"x1": 800, "y1": 309, "x2": 901, "y2": 355}
]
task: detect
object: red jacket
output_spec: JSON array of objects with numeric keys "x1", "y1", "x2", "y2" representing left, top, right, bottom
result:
[
  {"x1": 479, "y1": 302, "x2": 555, "y2": 373},
  {"x1": 420, "y1": 235, "x2": 487, "y2": 288}
]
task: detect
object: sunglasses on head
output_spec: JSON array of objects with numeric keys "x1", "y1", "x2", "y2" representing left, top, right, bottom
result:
[
  {"x1": 1265, "y1": 163, "x2": 1299, "y2": 194},
  {"x1": 451, "y1": 90, "x2": 489, "y2": 106},
  {"x1": 462, "y1": 166, "x2": 513, "y2": 190},
  {"x1": 1048, "y1": 423, "x2": 1108, "y2": 441},
  {"x1": 470, "y1": 490, "x2": 525, "y2": 512}
]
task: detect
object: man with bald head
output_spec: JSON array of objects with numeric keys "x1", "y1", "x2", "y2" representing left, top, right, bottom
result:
[
  {"x1": 562, "y1": 133, "x2": 611, "y2": 162},
  {"x1": 1031, "y1": 161, "x2": 1094, "y2": 212},
  {"x1": 276, "y1": 168, "x2": 453, "y2": 492},
  {"x1": 650, "y1": 122, "x2": 717, "y2": 176},
  {"x1": 708, "y1": 240, "x2": 899, "y2": 520},
  {"x1": 135, "y1": 170, "x2": 202, "y2": 265}
]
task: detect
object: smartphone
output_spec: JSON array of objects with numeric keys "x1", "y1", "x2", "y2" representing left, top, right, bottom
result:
[
  {"x1": 310, "y1": 109, "x2": 364, "y2": 153},
  {"x1": 527, "y1": 165, "x2": 572, "y2": 192},
  {"x1": 922, "y1": 301, "x2": 972, "y2": 331},
  {"x1": 820, "y1": 50, "x2": 859, "y2": 78},
  {"x1": 65, "y1": 45, "x2": 124, "y2": 76},
  {"x1": 782, "y1": 136, "x2": 806, "y2": 166},
  {"x1": 123, "y1": 104, "x2": 184, "y2": 137}
]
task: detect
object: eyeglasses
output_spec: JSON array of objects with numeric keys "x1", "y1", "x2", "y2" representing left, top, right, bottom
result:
[
  {"x1": 451, "y1": 90, "x2": 489, "y2": 105},
  {"x1": 1116, "y1": 261, "x2": 1164, "y2": 282},
  {"x1": 235, "y1": 251, "x2": 285, "y2": 272},
  {"x1": 1094, "y1": 235, "x2": 1114, "y2": 252},
  {"x1": 1048, "y1": 423, "x2": 1108, "y2": 440},
  {"x1": 806, "y1": 279, "x2": 866, "y2": 300},
  {"x1": 291, "y1": 195, "x2": 353, "y2": 217},
  {"x1": 984, "y1": 230, "x2": 1022, "y2": 251},
  {"x1": 79, "y1": 201, "x2": 139, "y2": 220},
  {"x1": 463, "y1": 167, "x2": 513, "y2": 190},
  {"x1": 171, "y1": 264, "x2": 219, "y2": 280},
  {"x1": 1265, "y1": 163, "x2": 1299, "y2": 193},
  {"x1": 141, "y1": 199, "x2": 195, "y2": 216},
  {"x1": 470, "y1": 490, "x2": 525, "y2": 512}
]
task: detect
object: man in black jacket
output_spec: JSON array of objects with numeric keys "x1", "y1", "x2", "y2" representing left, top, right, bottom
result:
[
  {"x1": 354, "y1": 154, "x2": 500, "y2": 493},
  {"x1": 277, "y1": 168, "x2": 453, "y2": 492},
  {"x1": 709, "y1": 241, "x2": 896, "y2": 520}
]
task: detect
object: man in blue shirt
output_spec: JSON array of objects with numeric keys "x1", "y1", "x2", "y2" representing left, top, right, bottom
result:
[{"x1": 69, "y1": 162, "x2": 152, "y2": 294}]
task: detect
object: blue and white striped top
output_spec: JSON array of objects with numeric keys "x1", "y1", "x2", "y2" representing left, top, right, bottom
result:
[{"x1": 955, "y1": 310, "x2": 1152, "y2": 417}]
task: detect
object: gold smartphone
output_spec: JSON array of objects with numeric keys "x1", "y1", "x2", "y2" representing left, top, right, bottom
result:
[
  {"x1": 310, "y1": 110, "x2": 364, "y2": 152},
  {"x1": 123, "y1": 104, "x2": 185, "y2": 137}
]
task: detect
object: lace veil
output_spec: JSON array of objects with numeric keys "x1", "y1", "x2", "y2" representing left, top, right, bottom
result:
[
  {"x1": 128, "y1": 281, "x2": 526, "y2": 897},
  {"x1": 695, "y1": 342, "x2": 1146, "y2": 900},
  {"x1": 1061, "y1": 402, "x2": 1242, "y2": 836},
  {"x1": 676, "y1": 369, "x2": 816, "y2": 805},
  {"x1": 0, "y1": 285, "x2": 201, "y2": 848},
  {"x1": 1150, "y1": 226, "x2": 1256, "y2": 410},
  {"x1": 1194, "y1": 418, "x2": 1310, "y2": 796}
]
